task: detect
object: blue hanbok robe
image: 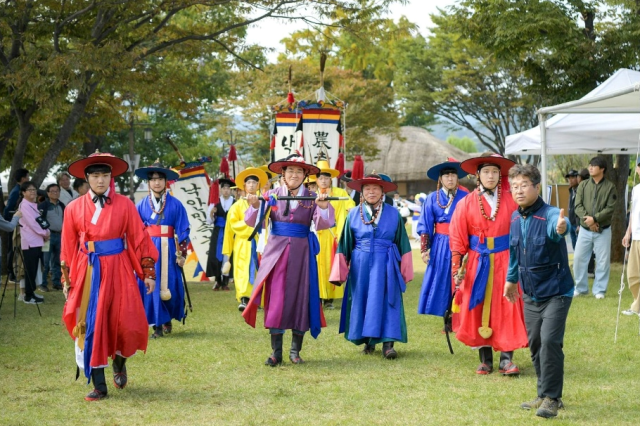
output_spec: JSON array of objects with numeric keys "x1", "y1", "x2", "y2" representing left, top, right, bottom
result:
[
  {"x1": 416, "y1": 187, "x2": 468, "y2": 316},
  {"x1": 137, "y1": 193, "x2": 190, "y2": 326},
  {"x1": 331, "y1": 204, "x2": 413, "y2": 345}
]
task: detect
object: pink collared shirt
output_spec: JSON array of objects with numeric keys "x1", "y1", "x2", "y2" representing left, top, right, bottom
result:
[{"x1": 18, "y1": 199, "x2": 50, "y2": 249}]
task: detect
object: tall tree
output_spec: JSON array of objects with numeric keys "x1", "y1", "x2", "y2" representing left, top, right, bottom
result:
[
  {"x1": 394, "y1": 26, "x2": 540, "y2": 156},
  {"x1": 0, "y1": 0, "x2": 402, "y2": 185}
]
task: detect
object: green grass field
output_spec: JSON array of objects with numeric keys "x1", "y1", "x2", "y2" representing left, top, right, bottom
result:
[{"x1": 1, "y1": 253, "x2": 640, "y2": 425}]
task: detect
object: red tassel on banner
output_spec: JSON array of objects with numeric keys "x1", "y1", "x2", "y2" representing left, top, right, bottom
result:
[
  {"x1": 339, "y1": 133, "x2": 344, "y2": 148},
  {"x1": 335, "y1": 152, "x2": 345, "y2": 174},
  {"x1": 209, "y1": 179, "x2": 220, "y2": 205},
  {"x1": 220, "y1": 156, "x2": 229, "y2": 178},
  {"x1": 270, "y1": 135, "x2": 276, "y2": 149},
  {"x1": 228, "y1": 145, "x2": 237, "y2": 161},
  {"x1": 352, "y1": 155, "x2": 364, "y2": 180},
  {"x1": 299, "y1": 133, "x2": 304, "y2": 149},
  {"x1": 287, "y1": 92, "x2": 295, "y2": 104}
]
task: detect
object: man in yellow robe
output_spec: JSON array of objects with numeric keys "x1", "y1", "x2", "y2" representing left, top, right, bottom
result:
[
  {"x1": 222, "y1": 167, "x2": 268, "y2": 312},
  {"x1": 315, "y1": 159, "x2": 355, "y2": 309}
]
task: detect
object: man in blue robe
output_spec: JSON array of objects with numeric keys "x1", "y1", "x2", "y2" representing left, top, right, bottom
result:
[{"x1": 135, "y1": 160, "x2": 191, "y2": 338}]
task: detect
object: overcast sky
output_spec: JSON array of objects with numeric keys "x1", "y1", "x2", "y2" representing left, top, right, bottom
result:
[{"x1": 245, "y1": 0, "x2": 458, "y2": 62}]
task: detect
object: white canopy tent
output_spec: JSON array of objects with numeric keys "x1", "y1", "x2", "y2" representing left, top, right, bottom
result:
[{"x1": 505, "y1": 69, "x2": 640, "y2": 199}]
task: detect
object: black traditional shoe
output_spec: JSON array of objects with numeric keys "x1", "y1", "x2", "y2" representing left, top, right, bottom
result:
[
  {"x1": 238, "y1": 297, "x2": 249, "y2": 312},
  {"x1": 265, "y1": 355, "x2": 283, "y2": 366},
  {"x1": 289, "y1": 333, "x2": 305, "y2": 364},
  {"x1": 382, "y1": 342, "x2": 397, "y2": 359},
  {"x1": 162, "y1": 322, "x2": 172, "y2": 334},
  {"x1": 151, "y1": 326, "x2": 164, "y2": 339},
  {"x1": 113, "y1": 362, "x2": 127, "y2": 389},
  {"x1": 265, "y1": 333, "x2": 283, "y2": 367},
  {"x1": 113, "y1": 372, "x2": 127, "y2": 389},
  {"x1": 85, "y1": 389, "x2": 108, "y2": 401},
  {"x1": 362, "y1": 344, "x2": 376, "y2": 355}
]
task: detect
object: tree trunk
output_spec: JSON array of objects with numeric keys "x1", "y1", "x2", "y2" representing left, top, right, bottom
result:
[
  {"x1": 31, "y1": 73, "x2": 97, "y2": 185},
  {"x1": 605, "y1": 154, "x2": 629, "y2": 263},
  {"x1": 0, "y1": 125, "x2": 15, "y2": 166},
  {"x1": 582, "y1": 10, "x2": 595, "y2": 41},
  {"x1": 83, "y1": 134, "x2": 105, "y2": 156}
]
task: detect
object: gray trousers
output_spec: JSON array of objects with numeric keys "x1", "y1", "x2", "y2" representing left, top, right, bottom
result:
[{"x1": 523, "y1": 294, "x2": 572, "y2": 400}]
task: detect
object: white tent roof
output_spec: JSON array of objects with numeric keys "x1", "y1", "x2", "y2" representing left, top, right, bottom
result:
[{"x1": 506, "y1": 69, "x2": 640, "y2": 155}]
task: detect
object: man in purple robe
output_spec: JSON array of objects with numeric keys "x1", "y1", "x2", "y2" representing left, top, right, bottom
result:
[{"x1": 242, "y1": 154, "x2": 335, "y2": 366}]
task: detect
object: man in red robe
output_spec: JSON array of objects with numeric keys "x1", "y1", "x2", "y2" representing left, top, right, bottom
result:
[
  {"x1": 449, "y1": 154, "x2": 528, "y2": 375},
  {"x1": 61, "y1": 152, "x2": 158, "y2": 401}
]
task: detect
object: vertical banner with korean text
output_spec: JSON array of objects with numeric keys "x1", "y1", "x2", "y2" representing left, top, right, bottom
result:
[
  {"x1": 300, "y1": 108, "x2": 341, "y2": 167},
  {"x1": 170, "y1": 165, "x2": 212, "y2": 280},
  {"x1": 273, "y1": 112, "x2": 301, "y2": 161}
]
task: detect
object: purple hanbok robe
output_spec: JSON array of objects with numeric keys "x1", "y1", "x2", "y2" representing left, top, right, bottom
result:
[{"x1": 242, "y1": 185, "x2": 335, "y2": 337}]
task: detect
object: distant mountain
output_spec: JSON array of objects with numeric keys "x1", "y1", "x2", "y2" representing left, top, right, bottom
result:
[{"x1": 428, "y1": 122, "x2": 483, "y2": 151}]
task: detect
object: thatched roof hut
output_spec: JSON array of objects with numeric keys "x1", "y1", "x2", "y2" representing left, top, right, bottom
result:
[{"x1": 358, "y1": 126, "x2": 474, "y2": 197}]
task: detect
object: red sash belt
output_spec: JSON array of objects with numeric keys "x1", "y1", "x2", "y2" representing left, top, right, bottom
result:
[
  {"x1": 147, "y1": 225, "x2": 175, "y2": 238},
  {"x1": 435, "y1": 223, "x2": 450, "y2": 235}
]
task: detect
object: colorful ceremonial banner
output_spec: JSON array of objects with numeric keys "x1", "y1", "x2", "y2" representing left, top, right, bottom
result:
[
  {"x1": 299, "y1": 108, "x2": 341, "y2": 168},
  {"x1": 170, "y1": 165, "x2": 212, "y2": 280},
  {"x1": 273, "y1": 112, "x2": 301, "y2": 161}
]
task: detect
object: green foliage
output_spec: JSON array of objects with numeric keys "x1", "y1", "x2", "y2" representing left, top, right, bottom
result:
[
  {"x1": 394, "y1": 25, "x2": 540, "y2": 155},
  {"x1": 446, "y1": 135, "x2": 477, "y2": 153},
  {"x1": 0, "y1": 0, "x2": 403, "y2": 183}
]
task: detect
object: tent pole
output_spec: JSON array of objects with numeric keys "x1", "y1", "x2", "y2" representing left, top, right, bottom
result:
[{"x1": 539, "y1": 113, "x2": 548, "y2": 202}]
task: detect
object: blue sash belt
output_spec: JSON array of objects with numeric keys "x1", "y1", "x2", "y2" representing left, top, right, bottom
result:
[
  {"x1": 214, "y1": 216, "x2": 226, "y2": 262},
  {"x1": 355, "y1": 238, "x2": 406, "y2": 307},
  {"x1": 271, "y1": 221, "x2": 322, "y2": 338},
  {"x1": 83, "y1": 238, "x2": 125, "y2": 381},
  {"x1": 468, "y1": 234, "x2": 509, "y2": 310},
  {"x1": 249, "y1": 238, "x2": 259, "y2": 285}
]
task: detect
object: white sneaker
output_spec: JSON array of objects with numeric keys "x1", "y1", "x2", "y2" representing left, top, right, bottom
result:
[
  {"x1": 622, "y1": 309, "x2": 639, "y2": 316},
  {"x1": 18, "y1": 294, "x2": 24, "y2": 301},
  {"x1": 595, "y1": 293, "x2": 605, "y2": 299},
  {"x1": 573, "y1": 289, "x2": 586, "y2": 297}
]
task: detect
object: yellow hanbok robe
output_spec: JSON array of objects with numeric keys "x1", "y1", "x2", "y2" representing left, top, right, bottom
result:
[
  {"x1": 222, "y1": 199, "x2": 259, "y2": 301},
  {"x1": 316, "y1": 186, "x2": 355, "y2": 299}
]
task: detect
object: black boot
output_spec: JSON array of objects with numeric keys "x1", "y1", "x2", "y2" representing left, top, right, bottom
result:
[
  {"x1": 238, "y1": 297, "x2": 249, "y2": 312},
  {"x1": 151, "y1": 325, "x2": 164, "y2": 339},
  {"x1": 362, "y1": 341, "x2": 376, "y2": 354},
  {"x1": 163, "y1": 321, "x2": 172, "y2": 334},
  {"x1": 382, "y1": 341, "x2": 397, "y2": 359},
  {"x1": 477, "y1": 347, "x2": 494, "y2": 374},
  {"x1": 113, "y1": 355, "x2": 128, "y2": 389},
  {"x1": 86, "y1": 368, "x2": 108, "y2": 401},
  {"x1": 499, "y1": 351, "x2": 520, "y2": 375},
  {"x1": 289, "y1": 332, "x2": 305, "y2": 364},
  {"x1": 265, "y1": 333, "x2": 283, "y2": 366}
]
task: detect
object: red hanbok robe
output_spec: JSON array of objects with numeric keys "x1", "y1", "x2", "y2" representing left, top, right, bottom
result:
[
  {"x1": 61, "y1": 191, "x2": 158, "y2": 373},
  {"x1": 449, "y1": 179, "x2": 528, "y2": 352}
]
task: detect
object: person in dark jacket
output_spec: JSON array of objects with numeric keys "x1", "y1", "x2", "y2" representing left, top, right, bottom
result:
[
  {"x1": 504, "y1": 163, "x2": 573, "y2": 419},
  {"x1": 38, "y1": 183, "x2": 65, "y2": 291}
]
